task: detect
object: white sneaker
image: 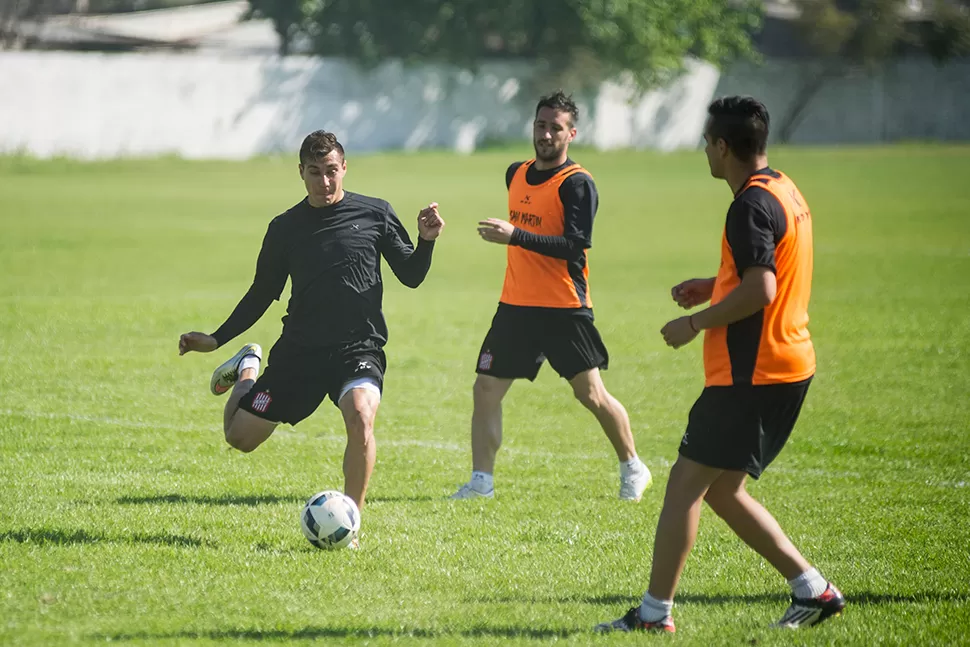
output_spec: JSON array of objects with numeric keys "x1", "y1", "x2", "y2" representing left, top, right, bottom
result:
[
  {"x1": 449, "y1": 482, "x2": 494, "y2": 500},
  {"x1": 209, "y1": 343, "x2": 262, "y2": 396},
  {"x1": 619, "y1": 463, "x2": 652, "y2": 501}
]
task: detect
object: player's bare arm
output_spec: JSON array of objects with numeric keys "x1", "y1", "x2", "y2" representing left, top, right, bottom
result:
[
  {"x1": 671, "y1": 277, "x2": 716, "y2": 309},
  {"x1": 661, "y1": 267, "x2": 775, "y2": 349}
]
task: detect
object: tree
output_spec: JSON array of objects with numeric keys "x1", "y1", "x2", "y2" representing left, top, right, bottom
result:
[
  {"x1": 0, "y1": 0, "x2": 76, "y2": 48},
  {"x1": 779, "y1": 0, "x2": 970, "y2": 142},
  {"x1": 250, "y1": 0, "x2": 760, "y2": 91},
  {"x1": 247, "y1": 0, "x2": 301, "y2": 55}
]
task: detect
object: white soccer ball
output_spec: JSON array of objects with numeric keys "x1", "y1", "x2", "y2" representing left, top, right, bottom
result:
[{"x1": 300, "y1": 490, "x2": 360, "y2": 550}]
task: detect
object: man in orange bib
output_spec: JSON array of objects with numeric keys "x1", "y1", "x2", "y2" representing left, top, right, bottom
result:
[
  {"x1": 596, "y1": 97, "x2": 844, "y2": 634},
  {"x1": 450, "y1": 91, "x2": 652, "y2": 502}
]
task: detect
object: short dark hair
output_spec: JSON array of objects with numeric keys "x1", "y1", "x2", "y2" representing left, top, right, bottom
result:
[
  {"x1": 535, "y1": 90, "x2": 579, "y2": 126},
  {"x1": 299, "y1": 131, "x2": 345, "y2": 165},
  {"x1": 706, "y1": 96, "x2": 770, "y2": 162}
]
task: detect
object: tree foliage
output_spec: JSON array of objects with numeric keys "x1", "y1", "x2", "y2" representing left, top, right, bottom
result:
[
  {"x1": 250, "y1": 0, "x2": 761, "y2": 90},
  {"x1": 779, "y1": 0, "x2": 970, "y2": 141}
]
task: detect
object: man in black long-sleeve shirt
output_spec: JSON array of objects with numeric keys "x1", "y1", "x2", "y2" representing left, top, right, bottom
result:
[
  {"x1": 450, "y1": 91, "x2": 651, "y2": 502},
  {"x1": 179, "y1": 131, "x2": 444, "y2": 511}
]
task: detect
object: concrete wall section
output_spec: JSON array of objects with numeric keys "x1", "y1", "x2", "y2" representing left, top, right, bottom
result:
[{"x1": 0, "y1": 51, "x2": 967, "y2": 159}]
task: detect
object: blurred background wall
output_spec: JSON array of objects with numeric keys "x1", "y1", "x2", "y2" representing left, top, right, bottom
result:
[{"x1": 1, "y1": 0, "x2": 968, "y2": 158}]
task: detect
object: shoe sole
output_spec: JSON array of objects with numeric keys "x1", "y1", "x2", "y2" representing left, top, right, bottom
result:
[{"x1": 774, "y1": 603, "x2": 846, "y2": 629}]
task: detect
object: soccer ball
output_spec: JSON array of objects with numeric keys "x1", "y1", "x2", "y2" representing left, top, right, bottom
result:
[{"x1": 300, "y1": 490, "x2": 360, "y2": 550}]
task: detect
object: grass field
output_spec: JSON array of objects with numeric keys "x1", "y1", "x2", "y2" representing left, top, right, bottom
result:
[{"x1": 1, "y1": 145, "x2": 969, "y2": 646}]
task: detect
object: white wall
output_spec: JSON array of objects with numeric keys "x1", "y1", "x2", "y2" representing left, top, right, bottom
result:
[{"x1": 0, "y1": 51, "x2": 967, "y2": 160}]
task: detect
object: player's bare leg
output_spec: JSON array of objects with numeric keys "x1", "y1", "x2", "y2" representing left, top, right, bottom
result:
[
  {"x1": 223, "y1": 368, "x2": 278, "y2": 453},
  {"x1": 471, "y1": 374, "x2": 514, "y2": 474},
  {"x1": 339, "y1": 386, "x2": 380, "y2": 509},
  {"x1": 704, "y1": 470, "x2": 811, "y2": 578},
  {"x1": 648, "y1": 456, "x2": 722, "y2": 600},
  {"x1": 569, "y1": 368, "x2": 635, "y2": 460},
  {"x1": 209, "y1": 342, "x2": 278, "y2": 453},
  {"x1": 702, "y1": 469, "x2": 846, "y2": 626},
  {"x1": 593, "y1": 456, "x2": 716, "y2": 634},
  {"x1": 450, "y1": 375, "x2": 513, "y2": 499},
  {"x1": 569, "y1": 368, "x2": 651, "y2": 500}
]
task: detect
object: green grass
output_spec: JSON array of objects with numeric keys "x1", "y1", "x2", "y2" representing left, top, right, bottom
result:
[{"x1": 1, "y1": 144, "x2": 969, "y2": 646}]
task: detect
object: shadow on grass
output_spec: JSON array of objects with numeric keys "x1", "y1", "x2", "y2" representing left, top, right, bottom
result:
[
  {"x1": 116, "y1": 494, "x2": 305, "y2": 506},
  {"x1": 365, "y1": 494, "x2": 441, "y2": 503},
  {"x1": 116, "y1": 493, "x2": 440, "y2": 506},
  {"x1": 469, "y1": 590, "x2": 970, "y2": 607},
  {"x1": 96, "y1": 626, "x2": 578, "y2": 642},
  {"x1": 0, "y1": 528, "x2": 209, "y2": 548}
]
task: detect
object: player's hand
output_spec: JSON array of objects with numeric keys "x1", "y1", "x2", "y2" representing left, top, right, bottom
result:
[
  {"x1": 661, "y1": 316, "x2": 700, "y2": 349},
  {"x1": 417, "y1": 202, "x2": 445, "y2": 241},
  {"x1": 671, "y1": 278, "x2": 716, "y2": 309},
  {"x1": 478, "y1": 218, "x2": 515, "y2": 245},
  {"x1": 179, "y1": 332, "x2": 218, "y2": 355}
]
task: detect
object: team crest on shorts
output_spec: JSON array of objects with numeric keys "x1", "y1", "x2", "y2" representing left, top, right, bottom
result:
[
  {"x1": 252, "y1": 391, "x2": 272, "y2": 413},
  {"x1": 478, "y1": 351, "x2": 493, "y2": 371}
]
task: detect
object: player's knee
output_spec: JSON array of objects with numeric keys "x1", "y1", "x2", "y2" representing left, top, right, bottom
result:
[
  {"x1": 225, "y1": 427, "x2": 261, "y2": 453},
  {"x1": 344, "y1": 398, "x2": 377, "y2": 428},
  {"x1": 572, "y1": 382, "x2": 607, "y2": 411},
  {"x1": 702, "y1": 471, "x2": 747, "y2": 512},
  {"x1": 703, "y1": 484, "x2": 731, "y2": 512},
  {"x1": 473, "y1": 375, "x2": 505, "y2": 406},
  {"x1": 346, "y1": 419, "x2": 375, "y2": 448}
]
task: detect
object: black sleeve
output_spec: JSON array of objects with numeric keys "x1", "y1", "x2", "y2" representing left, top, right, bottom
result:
[
  {"x1": 505, "y1": 162, "x2": 524, "y2": 189},
  {"x1": 725, "y1": 187, "x2": 787, "y2": 277},
  {"x1": 508, "y1": 172, "x2": 596, "y2": 261},
  {"x1": 210, "y1": 220, "x2": 288, "y2": 348},
  {"x1": 379, "y1": 202, "x2": 435, "y2": 289}
]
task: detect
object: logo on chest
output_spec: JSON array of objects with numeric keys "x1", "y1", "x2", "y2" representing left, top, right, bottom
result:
[{"x1": 509, "y1": 210, "x2": 543, "y2": 228}]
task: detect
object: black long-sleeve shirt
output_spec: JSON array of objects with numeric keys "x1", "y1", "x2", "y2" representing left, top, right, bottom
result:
[
  {"x1": 211, "y1": 193, "x2": 435, "y2": 350},
  {"x1": 504, "y1": 158, "x2": 598, "y2": 261}
]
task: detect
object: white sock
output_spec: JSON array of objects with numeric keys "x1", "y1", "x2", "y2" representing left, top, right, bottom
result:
[
  {"x1": 238, "y1": 355, "x2": 260, "y2": 373},
  {"x1": 620, "y1": 456, "x2": 643, "y2": 478},
  {"x1": 470, "y1": 471, "x2": 493, "y2": 493},
  {"x1": 788, "y1": 567, "x2": 828, "y2": 599},
  {"x1": 638, "y1": 592, "x2": 673, "y2": 622}
]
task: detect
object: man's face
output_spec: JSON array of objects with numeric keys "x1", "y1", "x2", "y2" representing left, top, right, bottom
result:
[
  {"x1": 300, "y1": 150, "x2": 347, "y2": 207},
  {"x1": 703, "y1": 121, "x2": 727, "y2": 179},
  {"x1": 533, "y1": 107, "x2": 576, "y2": 162}
]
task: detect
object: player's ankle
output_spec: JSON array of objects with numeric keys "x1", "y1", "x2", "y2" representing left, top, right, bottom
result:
[
  {"x1": 470, "y1": 470, "x2": 493, "y2": 492},
  {"x1": 620, "y1": 455, "x2": 644, "y2": 477},
  {"x1": 788, "y1": 567, "x2": 828, "y2": 599},
  {"x1": 639, "y1": 592, "x2": 673, "y2": 623},
  {"x1": 239, "y1": 354, "x2": 260, "y2": 372}
]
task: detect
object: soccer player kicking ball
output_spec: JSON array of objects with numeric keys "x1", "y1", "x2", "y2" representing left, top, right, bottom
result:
[
  {"x1": 450, "y1": 91, "x2": 652, "y2": 502},
  {"x1": 178, "y1": 131, "x2": 445, "y2": 514},
  {"x1": 596, "y1": 96, "x2": 844, "y2": 633}
]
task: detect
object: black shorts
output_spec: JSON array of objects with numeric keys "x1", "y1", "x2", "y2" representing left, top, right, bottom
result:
[
  {"x1": 475, "y1": 304, "x2": 609, "y2": 381},
  {"x1": 237, "y1": 339, "x2": 386, "y2": 425},
  {"x1": 678, "y1": 376, "x2": 812, "y2": 479}
]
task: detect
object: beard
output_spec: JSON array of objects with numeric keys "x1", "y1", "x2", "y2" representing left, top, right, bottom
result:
[{"x1": 534, "y1": 140, "x2": 561, "y2": 162}]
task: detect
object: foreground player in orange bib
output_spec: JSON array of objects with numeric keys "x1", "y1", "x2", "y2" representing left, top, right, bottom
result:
[
  {"x1": 450, "y1": 91, "x2": 652, "y2": 502},
  {"x1": 596, "y1": 96, "x2": 844, "y2": 633}
]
